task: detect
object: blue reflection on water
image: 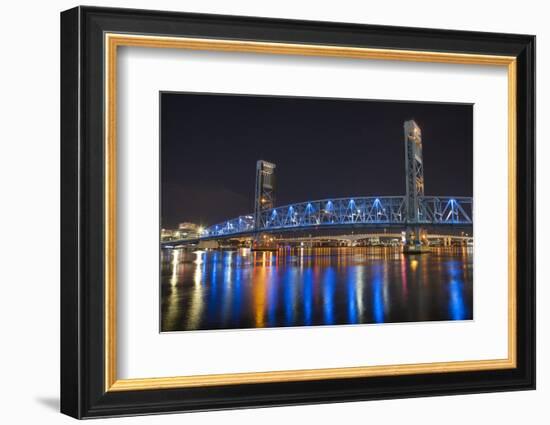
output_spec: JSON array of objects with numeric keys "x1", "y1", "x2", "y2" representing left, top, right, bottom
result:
[
  {"x1": 201, "y1": 253, "x2": 207, "y2": 284},
  {"x1": 372, "y1": 263, "x2": 385, "y2": 323},
  {"x1": 447, "y1": 260, "x2": 466, "y2": 320},
  {"x1": 232, "y1": 255, "x2": 243, "y2": 325},
  {"x1": 323, "y1": 267, "x2": 336, "y2": 325},
  {"x1": 303, "y1": 267, "x2": 313, "y2": 326},
  {"x1": 267, "y1": 267, "x2": 278, "y2": 327},
  {"x1": 221, "y1": 252, "x2": 233, "y2": 323},
  {"x1": 207, "y1": 252, "x2": 219, "y2": 320},
  {"x1": 347, "y1": 267, "x2": 358, "y2": 324},
  {"x1": 284, "y1": 267, "x2": 296, "y2": 325},
  {"x1": 211, "y1": 252, "x2": 219, "y2": 287}
]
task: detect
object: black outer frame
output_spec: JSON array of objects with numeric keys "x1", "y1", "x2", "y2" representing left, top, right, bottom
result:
[{"x1": 60, "y1": 6, "x2": 535, "y2": 419}]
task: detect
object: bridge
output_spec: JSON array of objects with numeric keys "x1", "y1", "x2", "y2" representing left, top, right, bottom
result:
[
  {"x1": 198, "y1": 195, "x2": 472, "y2": 239},
  {"x1": 164, "y1": 120, "x2": 473, "y2": 250}
]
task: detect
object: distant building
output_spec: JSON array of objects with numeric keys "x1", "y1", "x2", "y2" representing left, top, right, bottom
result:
[
  {"x1": 177, "y1": 222, "x2": 202, "y2": 239},
  {"x1": 160, "y1": 228, "x2": 178, "y2": 241},
  {"x1": 160, "y1": 222, "x2": 203, "y2": 241}
]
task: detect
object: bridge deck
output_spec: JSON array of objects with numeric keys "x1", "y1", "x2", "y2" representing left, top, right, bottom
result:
[{"x1": 198, "y1": 196, "x2": 472, "y2": 240}]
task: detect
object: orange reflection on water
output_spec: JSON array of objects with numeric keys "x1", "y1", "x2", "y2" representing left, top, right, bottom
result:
[
  {"x1": 400, "y1": 254, "x2": 408, "y2": 301},
  {"x1": 252, "y1": 252, "x2": 268, "y2": 327},
  {"x1": 187, "y1": 250, "x2": 205, "y2": 329},
  {"x1": 163, "y1": 249, "x2": 184, "y2": 329}
]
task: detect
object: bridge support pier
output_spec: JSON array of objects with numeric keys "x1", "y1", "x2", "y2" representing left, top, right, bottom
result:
[{"x1": 403, "y1": 226, "x2": 430, "y2": 254}]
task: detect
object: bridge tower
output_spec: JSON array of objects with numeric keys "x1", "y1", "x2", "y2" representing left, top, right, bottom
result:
[
  {"x1": 254, "y1": 160, "x2": 276, "y2": 231},
  {"x1": 403, "y1": 120, "x2": 428, "y2": 252}
]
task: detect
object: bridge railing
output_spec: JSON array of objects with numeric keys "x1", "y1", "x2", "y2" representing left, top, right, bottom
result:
[
  {"x1": 200, "y1": 196, "x2": 472, "y2": 238},
  {"x1": 260, "y1": 196, "x2": 406, "y2": 230},
  {"x1": 419, "y1": 196, "x2": 473, "y2": 225},
  {"x1": 202, "y1": 214, "x2": 255, "y2": 237}
]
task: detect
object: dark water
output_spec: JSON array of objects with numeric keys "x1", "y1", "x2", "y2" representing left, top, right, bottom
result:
[{"x1": 160, "y1": 247, "x2": 473, "y2": 332}]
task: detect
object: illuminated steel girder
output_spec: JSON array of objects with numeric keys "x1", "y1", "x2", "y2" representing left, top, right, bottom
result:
[
  {"x1": 254, "y1": 160, "x2": 276, "y2": 231},
  {"x1": 200, "y1": 196, "x2": 472, "y2": 238}
]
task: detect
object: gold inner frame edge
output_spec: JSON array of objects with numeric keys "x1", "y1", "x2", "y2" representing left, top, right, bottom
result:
[{"x1": 104, "y1": 33, "x2": 518, "y2": 392}]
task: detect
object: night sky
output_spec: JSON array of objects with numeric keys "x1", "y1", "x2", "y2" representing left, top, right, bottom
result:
[{"x1": 161, "y1": 92, "x2": 472, "y2": 229}]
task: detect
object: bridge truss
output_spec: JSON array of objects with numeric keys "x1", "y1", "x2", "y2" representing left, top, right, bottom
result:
[{"x1": 201, "y1": 196, "x2": 472, "y2": 239}]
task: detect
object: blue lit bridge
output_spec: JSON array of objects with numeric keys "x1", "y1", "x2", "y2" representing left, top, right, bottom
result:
[
  {"x1": 164, "y1": 120, "x2": 473, "y2": 250},
  {"x1": 200, "y1": 195, "x2": 472, "y2": 238}
]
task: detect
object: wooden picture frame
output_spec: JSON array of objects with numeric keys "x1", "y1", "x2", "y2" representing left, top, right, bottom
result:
[{"x1": 61, "y1": 6, "x2": 535, "y2": 419}]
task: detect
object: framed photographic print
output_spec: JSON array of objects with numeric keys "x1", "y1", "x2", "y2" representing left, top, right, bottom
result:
[{"x1": 60, "y1": 6, "x2": 535, "y2": 419}]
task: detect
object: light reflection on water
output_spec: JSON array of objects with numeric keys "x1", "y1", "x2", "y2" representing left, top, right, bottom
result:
[{"x1": 161, "y1": 247, "x2": 473, "y2": 332}]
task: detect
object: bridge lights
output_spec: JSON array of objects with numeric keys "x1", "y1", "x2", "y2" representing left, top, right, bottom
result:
[{"x1": 199, "y1": 196, "x2": 471, "y2": 239}]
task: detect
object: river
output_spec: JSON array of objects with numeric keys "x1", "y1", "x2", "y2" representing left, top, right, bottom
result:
[{"x1": 161, "y1": 247, "x2": 473, "y2": 332}]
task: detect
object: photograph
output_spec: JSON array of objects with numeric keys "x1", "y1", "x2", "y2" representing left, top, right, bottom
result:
[
  {"x1": 56, "y1": 4, "x2": 536, "y2": 419},
  {"x1": 159, "y1": 93, "x2": 474, "y2": 332}
]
